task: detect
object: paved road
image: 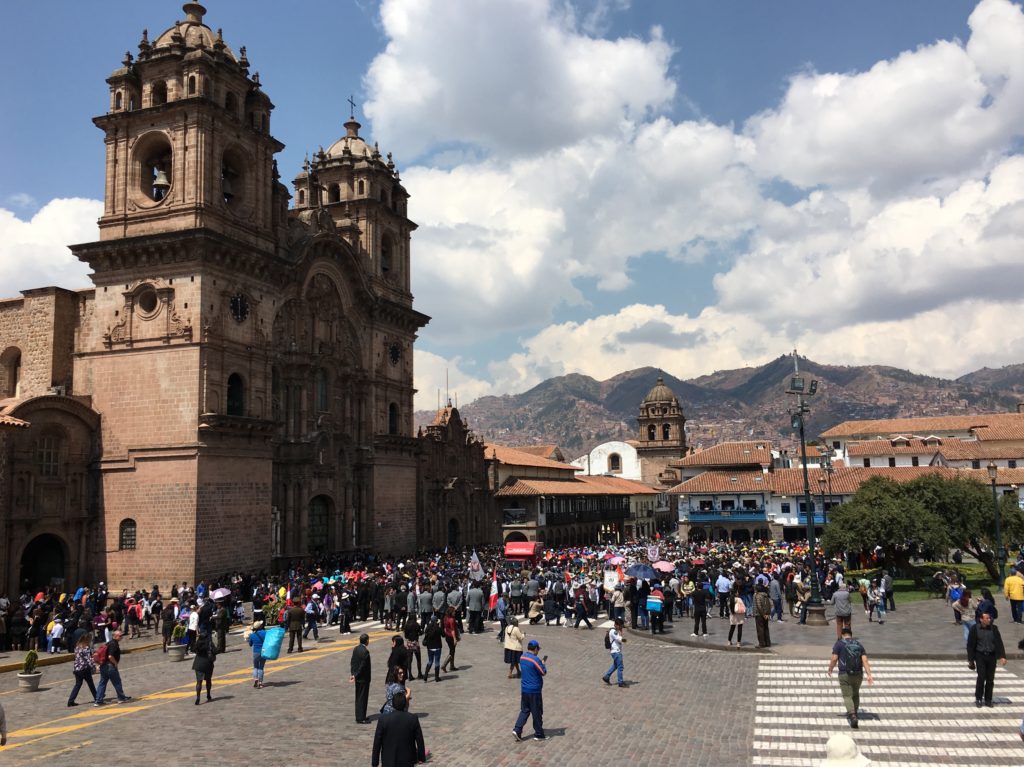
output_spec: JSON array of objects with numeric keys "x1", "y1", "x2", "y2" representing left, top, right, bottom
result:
[{"x1": 1, "y1": 617, "x2": 1022, "y2": 765}]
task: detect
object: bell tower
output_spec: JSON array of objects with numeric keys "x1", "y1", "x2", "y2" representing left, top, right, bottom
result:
[
  {"x1": 95, "y1": 2, "x2": 285, "y2": 249},
  {"x1": 636, "y1": 376, "x2": 687, "y2": 489}
]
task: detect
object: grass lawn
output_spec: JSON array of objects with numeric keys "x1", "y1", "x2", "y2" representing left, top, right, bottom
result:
[{"x1": 859, "y1": 562, "x2": 998, "y2": 604}]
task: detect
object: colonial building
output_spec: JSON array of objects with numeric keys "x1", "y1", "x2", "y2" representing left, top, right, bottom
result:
[
  {"x1": 416, "y1": 402, "x2": 492, "y2": 551},
  {"x1": 0, "y1": 3, "x2": 435, "y2": 593}
]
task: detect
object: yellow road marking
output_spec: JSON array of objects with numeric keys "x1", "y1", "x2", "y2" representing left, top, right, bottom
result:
[
  {"x1": 4, "y1": 632, "x2": 388, "y2": 751},
  {"x1": 19, "y1": 739, "x2": 93, "y2": 762}
]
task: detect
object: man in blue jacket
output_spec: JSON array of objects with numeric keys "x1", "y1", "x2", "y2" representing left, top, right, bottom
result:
[{"x1": 512, "y1": 639, "x2": 547, "y2": 741}]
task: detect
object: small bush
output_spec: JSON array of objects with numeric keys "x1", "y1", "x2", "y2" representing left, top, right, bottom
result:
[{"x1": 23, "y1": 649, "x2": 39, "y2": 674}]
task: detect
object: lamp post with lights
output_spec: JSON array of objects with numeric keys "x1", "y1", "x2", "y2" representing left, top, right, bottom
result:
[
  {"x1": 786, "y1": 351, "x2": 827, "y2": 625},
  {"x1": 987, "y1": 462, "x2": 1005, "y2": 586}
]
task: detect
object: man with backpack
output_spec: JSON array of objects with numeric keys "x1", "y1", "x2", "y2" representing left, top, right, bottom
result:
[
  {"x1": 827, "y1": 626, "x2": 873, "y2": 729},
  {"x1": 601, "y1": 618, "x2": 626, "y2": 687},
  {"x1": 94, "y1": 630, "x2": 132, "y2": 706}
]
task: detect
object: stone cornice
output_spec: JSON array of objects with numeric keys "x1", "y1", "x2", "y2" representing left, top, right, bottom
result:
[{"x1": 71, "y1": 229, "x2": 291, "y2": 284}]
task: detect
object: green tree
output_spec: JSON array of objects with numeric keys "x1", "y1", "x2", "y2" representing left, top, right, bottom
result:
[
  {"x1": 820, "y1": 476, "x2": 949, "y2": 579},
  {"x1": 904, "y1": 474, "x2": 1024, "y2": 582}
]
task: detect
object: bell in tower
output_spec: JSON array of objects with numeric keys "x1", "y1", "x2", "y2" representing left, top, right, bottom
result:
[{"x1": 93, "y1": 2, "x2": 284, "y2": 248}]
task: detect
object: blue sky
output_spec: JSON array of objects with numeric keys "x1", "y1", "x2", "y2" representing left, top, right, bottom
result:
[{"x1": 3, "y1": 1, "x2": 1022, "y2": 410}]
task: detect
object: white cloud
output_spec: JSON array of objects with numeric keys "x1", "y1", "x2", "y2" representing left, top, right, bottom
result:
[
  {"x1": 0, "y1": 198, "x2": 100, "y2": 296},
  {"x1": 414, "y1": 349, "x2": 495, "y2": 412},
  {"x1": 365, "y1": 0, "x2": 675, "y2": 159},
  {"x1": 746, "y1": 0, "x2": 1024, "y2": 196}
]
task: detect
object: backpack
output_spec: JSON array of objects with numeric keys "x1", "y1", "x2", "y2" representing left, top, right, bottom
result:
[
  {"x1": 949, "y1": 587, "x2": 963, "y2": 602},
  {"x1": 842, "y1": 639, "x2": 864, "y2": 675},
  {"x1": 604, "y1": 630, "x2": 612, "y2": 650},
  {"x1": 553, "y1": 581, "x2": 565, "y2": 596},
  {"x1": 93, "y1": 643, "x2": 109, "y2": 666}
]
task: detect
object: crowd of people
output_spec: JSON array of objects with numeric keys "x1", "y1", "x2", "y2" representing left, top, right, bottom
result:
[{"x1": 4, "y1": 537, "x2": 1024, "y2": 759}]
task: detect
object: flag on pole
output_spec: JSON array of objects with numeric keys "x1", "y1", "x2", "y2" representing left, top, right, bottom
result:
[
  {"x1": 469, "y1": 549, "x2": 484, "y2": 581},
  {"x1": 489, "y1": 567, "x2": 499, "y2": 610}
]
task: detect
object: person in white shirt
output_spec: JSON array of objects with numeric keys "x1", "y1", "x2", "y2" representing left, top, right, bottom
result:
[{"x1": 601, "y1": 619, "x2": 627, "y2": 688}]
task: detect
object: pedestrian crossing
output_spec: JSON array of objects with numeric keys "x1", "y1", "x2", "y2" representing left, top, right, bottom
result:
[{"x1": 753, "y1": 658, "x2": 1024, "y2": 766}]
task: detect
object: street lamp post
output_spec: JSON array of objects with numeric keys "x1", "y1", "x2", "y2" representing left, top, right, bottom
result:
[
  {"x1": 987, "y1": 461, "x2": 1005, "y2": 586},
  {"x1": 787, "y1": 351, "x2": 827, "y2": 625},
  {"x1": 818, "y1": 475, "x2": 827, "y2": 526}
]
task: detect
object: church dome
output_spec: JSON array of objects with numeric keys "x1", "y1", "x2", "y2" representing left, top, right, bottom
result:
[
  {"x1": 326, "y1": 118, "x2": 374, "y2": 159},
  {"x1": 151, "y1": 3, "x2": 237, "y2": 62},
  {"x1": 642, "y1": 376, "x2": 678, "y2": 404}
]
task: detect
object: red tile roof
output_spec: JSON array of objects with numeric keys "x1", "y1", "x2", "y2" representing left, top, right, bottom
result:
[
  {"x1": 821, "y1": 413, "x2": 1024, "y2": 440},
  {"x1": 0, "y1": 414, "x2": 29, "y2": 429},
  {"x1": 935, "y1": 440, "x2": 1024, "y2": 461},
  {"x1": 668, "y1": 470, "x2": 771, "y2": 494},
  {"x1": 577, "y1": 474, "x2": 660, "y2": 494},
  {"x1": 846, "y1": 439, "x2": 943, "y2": 457},
  {"x1": 485, "y1": 444, "x2": 576, "y2": 470},
  {"x1": 672, "y1": 441, "x2": 773, "y2": 468},
  {"x1": 494, "y1": 477, "x2": 637, "y2": 497}
]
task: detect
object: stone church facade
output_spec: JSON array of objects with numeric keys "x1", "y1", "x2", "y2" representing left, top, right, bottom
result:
[{"x1": 0, "y1": 3, "x2": 487, "y2": 594}]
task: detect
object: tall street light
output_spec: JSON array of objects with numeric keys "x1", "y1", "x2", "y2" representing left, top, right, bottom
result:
[
  {"x1": 818, "y1": 475, "x2": 827, "y2": 526},
  {"x1": 786, "y1": 351, "x2": 827, "y2": 625},
  {"x1": 987, "y1": 461, "x2": 1004, "y2": 586}
]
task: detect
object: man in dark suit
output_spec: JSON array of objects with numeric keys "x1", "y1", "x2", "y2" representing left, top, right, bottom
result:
[
  {"x1": 372, "y1": 691, "x2": 426, "y2": 767},
  {"x1": 350, "y1": 633, "x2": 372, "y2": 723}
]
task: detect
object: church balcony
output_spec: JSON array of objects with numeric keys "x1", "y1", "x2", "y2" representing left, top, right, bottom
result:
[
  {"x1": 503, "y1": 508, "x2": 535, "y2": 527},
  {"x1": 198, "y1": 413, "x2": 276, "y2": 439}
]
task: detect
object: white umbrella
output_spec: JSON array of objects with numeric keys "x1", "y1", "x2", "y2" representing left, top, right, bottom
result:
[{"x1": 211, "y1": 587, "x2": 231, "y2": 601}]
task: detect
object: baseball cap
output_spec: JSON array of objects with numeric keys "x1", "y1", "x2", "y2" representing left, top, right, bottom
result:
[{"x1": 527, "y1": 640, "x2": 540, "y2": 651}]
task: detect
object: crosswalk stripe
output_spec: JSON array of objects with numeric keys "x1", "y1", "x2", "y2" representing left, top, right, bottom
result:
[{"x1": 753, "y1": 656, "x2": 1021, "y2": 766}]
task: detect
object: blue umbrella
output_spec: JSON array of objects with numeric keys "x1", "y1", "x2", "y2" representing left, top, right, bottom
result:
[{"x1": 625, "y1": 564, "x2": 656, "y2": 580}]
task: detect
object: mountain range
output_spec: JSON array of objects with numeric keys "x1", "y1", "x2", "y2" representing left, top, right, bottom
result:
[{"x1": 414, "y1": 356, "x2": 1024, "y2": 460}]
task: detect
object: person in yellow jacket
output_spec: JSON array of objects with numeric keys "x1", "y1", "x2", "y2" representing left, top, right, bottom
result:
[{"x1": 1003, "y1": 567, "x2": 1024, "y2": 624}]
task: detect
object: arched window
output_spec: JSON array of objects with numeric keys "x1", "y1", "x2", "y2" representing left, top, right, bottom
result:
[
  {"x1": 1, "y1": 347, "x2": 21, "y2": 397},
  {"x1": 188, "y1": 75, "x2": 197, "y2": 95},
  {"x1": 316, "y1": 369, "x2": 329, "y2": 411},
  {"x1": 115, "y1": 91, "x2": 123, "y2": 110},
  {"x1": 388, "y1": 402, "x2": 399, "y2": 435},
  {"x1": 227, "y1": 373, "x2": 245, "y2": 416},
  {"x1": 357, "y1": 179, "x2": 365, "y2": 196},
  {"x1": 327, "y1": 184, "x2": 340, "y2": 203},
  {"x1": 381, "y1": 234, "x2": 392, "y2": 274},
  {"x1": 151, "y1": 81, "x2": 167, "y2": 106},
  {"x1": 608, "y1": 453, "x2": 622, "y2": 473},
  {"x1": 298, "y1": 190, "x2": 305, "y2": 206},
  {"x1": 119, "y1": 519, "x2": 137, "y2": 550},
  {"x1": 663, "y1": 424, "x2": 671, "y2": 440},
  {"x1": 647, "y1": 424, "x2": 656, "y2": 441}
]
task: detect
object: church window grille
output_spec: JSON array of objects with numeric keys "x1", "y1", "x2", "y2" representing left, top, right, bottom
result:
[
  {"x1": 119, "y1": 519, "x2": 137, "y2": 550},
  {"x1": 388, "y1": 403, "x2": 399, "y2": 435},
  {"x1": 308, "y1": 497, "x2": 329, "y2": 553},
  {"x1": 36, "y1": 436, "x2": 59, "y2": 478},
  {"x1": 608, "y1": 453, "x2": 622, "y2": 473},
  {"x1": 227, "y1": 373, "x2": 245, "y2": 416}
]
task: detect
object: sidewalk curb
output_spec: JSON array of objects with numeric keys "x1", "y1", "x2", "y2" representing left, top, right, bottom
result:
[
  {"x1": 0, "y1": 640, "x2": 163, "y2": 675},
  {"x1": 626, "y1": 625, "x2": 1024, "y2": 660}
]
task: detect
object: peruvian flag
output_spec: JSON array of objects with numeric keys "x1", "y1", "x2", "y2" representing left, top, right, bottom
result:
[{"x1": 489, "y1": 567, "x2": 499, "y2": 611}]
